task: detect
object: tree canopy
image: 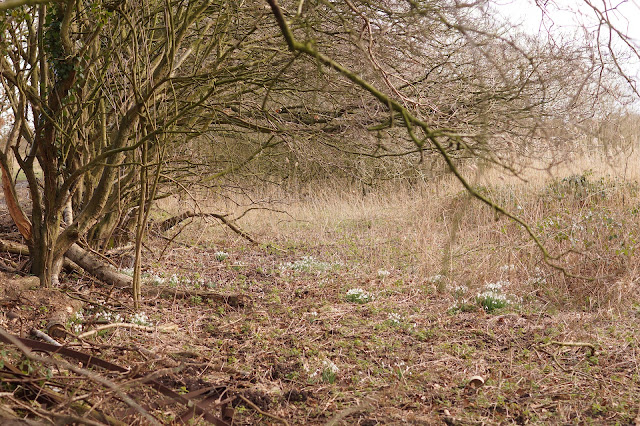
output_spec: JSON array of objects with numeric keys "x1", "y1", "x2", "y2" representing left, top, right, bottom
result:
[{"x1": 0, "y1": 0, "x2": 637, "y2": 290}]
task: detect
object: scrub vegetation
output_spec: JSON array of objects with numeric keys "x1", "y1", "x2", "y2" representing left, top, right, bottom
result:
[{"x1": 0, "y1": 0, "x2": 639, "y2": 424}]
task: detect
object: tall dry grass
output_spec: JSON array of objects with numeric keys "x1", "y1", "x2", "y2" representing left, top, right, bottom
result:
[{"x1": 156, "y1": 149, "x2": 640, "y2": 312}]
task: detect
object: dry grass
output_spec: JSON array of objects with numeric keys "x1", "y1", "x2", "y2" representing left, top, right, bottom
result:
[{"x1": 3, "y1": 151, "x2": 640, "y2": 424}]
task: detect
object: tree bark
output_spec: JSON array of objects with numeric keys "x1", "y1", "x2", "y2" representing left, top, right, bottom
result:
[
  {"x1": 0, "y1": 238, "x2": 131, "y2": 289},
  {"x1": 65, "y1": 243, "x2": 132, "y2": 289}
]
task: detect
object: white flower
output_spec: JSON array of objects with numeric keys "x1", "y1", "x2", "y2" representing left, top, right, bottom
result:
[
  {"x1": 377, "y1": 269, "x2": 391, "y2": 278},
  {"x1": 453, "y1": 285, "x2": 468, "y2": 294},
  {"x1": 485, "y1": 282, "x2": 502, "y2": 291},
  {"x1": 147, "y1": 274, "x2": 165, "y2": 285},
  {"x1": 346, "y1": 288, "x2": 374, "y2": 303},
  {"x1": 477, "y1": 290, "x2": 507, "y2": 301},
  {"x1": 499, "y1": 264, "x2": 515, "y2": 272},
  {"x1": 97, "y1": 311, "x2": 124, "y2": 323},
  {"x1": 130, "y1": 312, "x2": 152, "y2": 326},
  {"x1": 427, "y1": 274, "x2": 445, "y2": 283},
  {"x1": 322, "y1": 359, "x2": 339, "y2": 373},
  {"x1": 281, "y1": 256, "x2": 332, "y2": 273},
  {"x1": 387, "y1": 312, "x2": 403, "y2": 325},
  {"x1": 214, "y1": 251, "x2": 229, "y2": 261},
  {"x1": 485, "y1": 280, "x2": 510, "y2": 291}
]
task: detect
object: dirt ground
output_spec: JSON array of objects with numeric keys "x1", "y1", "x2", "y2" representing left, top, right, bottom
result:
[
  {"x1": 2, "y1": 175, "x2": 640, "y2": 424},
  {"x1": 1, "y1": 230, "x2": 640, "y2": 424}
]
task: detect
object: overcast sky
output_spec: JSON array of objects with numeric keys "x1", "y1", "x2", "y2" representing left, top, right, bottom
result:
[
  {"x1": 494, "y1": 0, "x2": 640, "y2": 78},
  {"x1": 495, "y1": 0, "x2": 640, "y2": 40}
]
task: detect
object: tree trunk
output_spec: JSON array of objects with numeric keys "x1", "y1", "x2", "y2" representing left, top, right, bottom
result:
[
  {"x1": 0, "y1": 239, "x2": 131, "y2": 289},
  {"x1": 30, "y1": 225, "x2": 60, "y2": 288}
]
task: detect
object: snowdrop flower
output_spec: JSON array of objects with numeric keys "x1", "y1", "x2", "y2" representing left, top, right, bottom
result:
[
  {"x1": 214, "y1": 251, "x2": 229, "y2": 261},
  {"x1": 453, "y1": 285, "x2": 468, "y2": 294},
  {"x1": 322, "y1": 359, "x2": 339, "y2": 373},
  {"x1": 346, "y1": 288, "x2": 374, "y2": 303},
  {"x1": 387, "y1": 312, "x2": 403, "y2": 325},
  {"x1": 131, "y1": 312, "x2": 152, "y2": 326},
  {"x1": 377, "y1": 269, "x2": 391, "y2": 278}
]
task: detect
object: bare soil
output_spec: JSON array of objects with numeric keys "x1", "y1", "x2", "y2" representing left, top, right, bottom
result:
[
  {"x1": 1, "y1": 175, "x2": 640, "y2": 424},
  {"x1": 1, "y1": 231, "x2": 639, "y2": 425}
]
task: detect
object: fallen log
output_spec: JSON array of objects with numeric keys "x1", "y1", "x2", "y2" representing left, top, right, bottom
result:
[
  {"x1": 0, "y1": 239, "x2": 130, "y2": 288},
  {"x1": 0, "y1": 238, "x2": 29, "y2": 255},
  {"x1": 65, "y1": 243, "x2": 131, "y2": 289}
]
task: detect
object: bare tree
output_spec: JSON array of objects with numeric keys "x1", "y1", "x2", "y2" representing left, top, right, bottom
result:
[
  {"x1": 0, "y1": 0, "x2": 287, "y2": 288},
  {"x1": 0, "y1": 0, "x2": 636, "y2": 289}
]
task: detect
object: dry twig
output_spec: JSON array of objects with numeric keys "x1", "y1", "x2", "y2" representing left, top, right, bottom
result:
[
  {"x1": 78, "y1": 322, "x2": 177, "y2": 339},
  {"x1": 237, "y1": 393, "x2": 289, "y2": 426}
]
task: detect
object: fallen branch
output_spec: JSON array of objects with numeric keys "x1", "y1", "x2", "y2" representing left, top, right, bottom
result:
[
  {"x1": 237, "y1": 393, "x2": 289, "y2": 426},
  {"x1": 0, "y1": 238, "x2": 29, "y2": 255},
  {"x1": 0, "y1": 327, "x2": 160, "y2": 425},
  {"x1": 142, "y1": 286, "x2": 249, "y2": 307},
  {"x1": 541, "y1": 340, "x2": 597, "y2": 356},
  {"x1": 155, "y1": 211, "x2": 256, "y2": 244},
  {"x1": 0, "y1": 239, "x2": 106, "y2": 284},
  {"x1": 0, "y1": 329, "x2": 229, "y2": 425},
  {"x1": 326, "y1": 402, "x2": 372, "y2": 426},
  {"x1": 78, "y1": 322, "x2": 178, "y2": 339},
  {"x1": 65, "y1": 243, "x2": 132, "y2": 289},
  {"x1": 31, "y1": 329, "x2": 62, "y2": 346}
]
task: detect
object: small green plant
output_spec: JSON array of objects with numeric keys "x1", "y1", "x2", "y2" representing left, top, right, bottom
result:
[
  {"x1": 320, "y1": 359, "x2": 339, "y2": 384},
  {"x1": 281, "y1": 256, "x2": 334, "y2": 274},
  {"x1": 386, "y1": 312, "x2": 403, "y2": 326},
  {"x1": 475, "y1": 281, "x2": 518, "y2": 313},
  {"x1": 19, "y1": 359, "x2": 34, "y2": 374},
  {"x1": 447, "y1": 302, "x2": 478, "y2": 315},
  {"x1": 345, "y1": 288, "x2": 374, "y2": 304},
  {"x1": 0, "y1": 349, "x2": 8, "y2": 369},
  {"x1": 476, "y1": 290, "x2": 509, "y2": 313},
  {"x1": 321, "y1": 368, "x2": 336, "y2": 384},
  {"x1": 67, "y1": 310, "x2": 86, "y2": 334},
  {"x1": 214, "y1": 251, "x2": 229, "y2": 261},
  {"x1": 427, "y1": 274, "x2": 447, "y2": 292},
  {"x1": 190, "y1": 295, "x2": 203, "y2": 305}
]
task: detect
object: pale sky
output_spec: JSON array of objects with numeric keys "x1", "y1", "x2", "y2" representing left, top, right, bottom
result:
[
  {"x1": 495, "y1": 0, "x2": 640, "y2": 80},
  {"x1": 495, "y1": 0, "x2": 640, "y2": 40}
]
